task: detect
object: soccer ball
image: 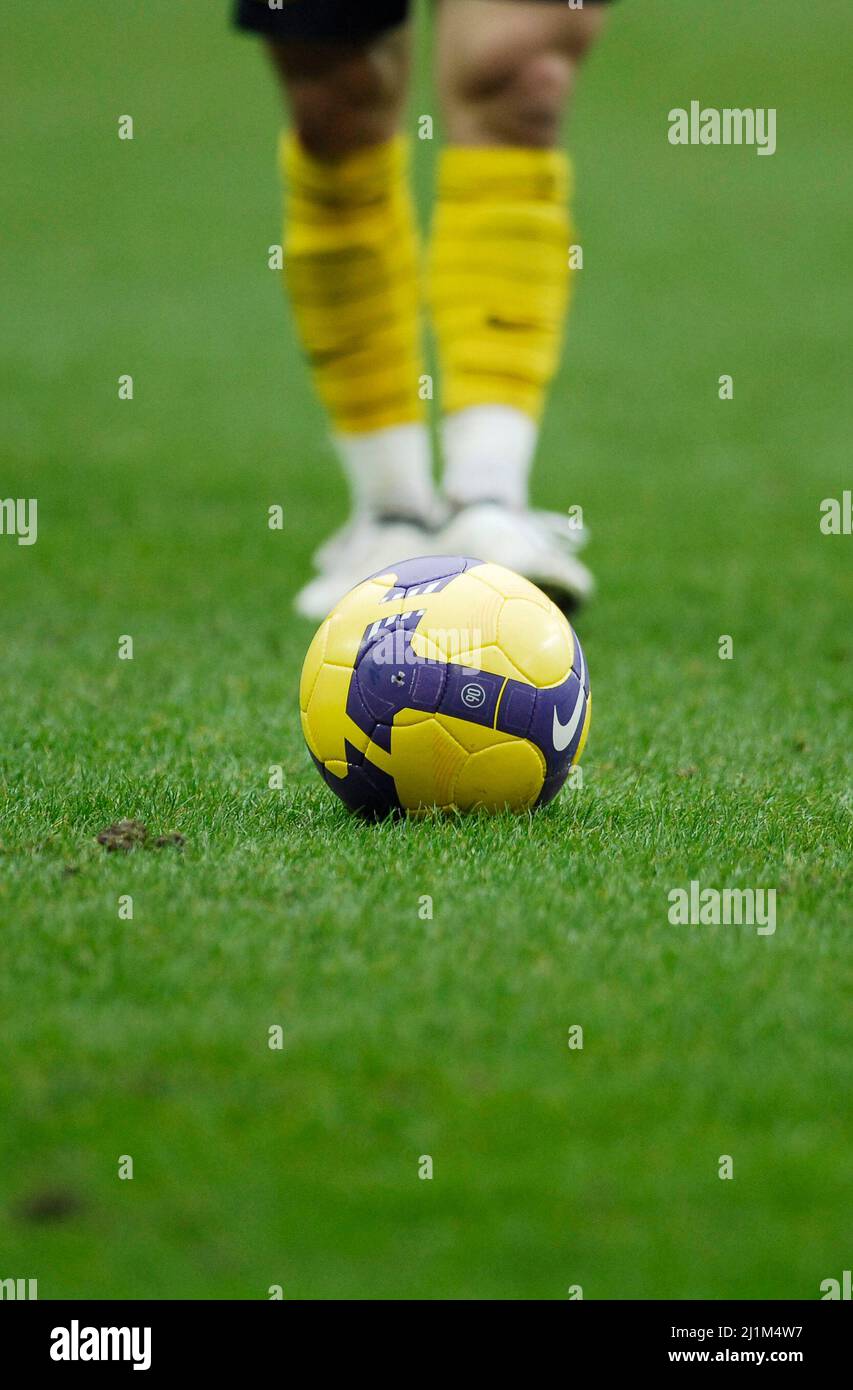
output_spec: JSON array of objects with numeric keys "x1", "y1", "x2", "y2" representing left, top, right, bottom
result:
[{"x1": 299, "y1": 556, "x2": 591, "y2": 817}]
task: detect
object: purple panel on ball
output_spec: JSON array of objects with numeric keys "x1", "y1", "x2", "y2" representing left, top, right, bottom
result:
[
  {"x1": 536, "y1": 764, "x2": 571, "y2": 810},
  {"x1": 527, "y1": 669, "x2": 588, "y2": 780},
  {"x1": 370, "y1": 721, "x2": 393, "y2": 754},
  {"x1": 367, "y1": 554, "x2": 483, "y2": 603},
  {"x1": 344, "y1": 673, "x2": 377, "y2": 743},
  {"x1": 410, "y1": 660, "x2": 446, "y2": 711},
  {"x1": 498, "y1": 682, "x2": 536, "y2": 738},
  {"x1": 366, "y1": 554, "x2": 482, "y2": 586},
  {"x1": 356, "y1": 624, "x2": 423, "y2": 724},
  {"x1": 440, "y1": 662, "x2": 504, "y2": 729},
  {"x1": 313, "y1": 742, "x2": 401, "y2": 819}
]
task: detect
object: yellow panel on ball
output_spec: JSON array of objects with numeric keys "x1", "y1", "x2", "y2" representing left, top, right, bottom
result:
[
  {"x1": 497, "y1": 596, "x2": 574, "y2": 688},
  {"x1": 573, "y1": 691, "x2": 593, "y2": 766},
  {"x1": 453, "y1": 739, "x2": 546, "y2": 812},
  {"x1": 410, "y1": 570, "x2": 504, "y2": 655},
  {"x1": 304, "y1": 661, "x2": 366, "y2": 765},
  {"x1": 472, "y1": 561, "x2": 552, "y2": 609},
  {"x1": 391, "y1": 716, "x2": 468, "y2": 810},
  {"x1": 299, "y1": 618, "x2": 329, "y2": 715}
]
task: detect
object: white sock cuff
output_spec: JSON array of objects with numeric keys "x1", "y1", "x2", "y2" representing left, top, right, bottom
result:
[
  {"x1": 441, "y1": 406, "x2": 538, "y2": 510},
  {"x1": 334, "y1": 422, "x2": 436, "y2": 521}
]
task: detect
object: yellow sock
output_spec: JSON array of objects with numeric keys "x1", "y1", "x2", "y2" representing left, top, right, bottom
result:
[
  {"x1": 429, "y1": 146, "x2": 574, "y2": 420},
  {"x1": 281, "y1": 133, "x2": 425, "y2": 435}
]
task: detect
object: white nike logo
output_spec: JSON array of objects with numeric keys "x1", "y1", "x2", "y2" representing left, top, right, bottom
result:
[{"x1": 552, "y1": 651, "x2": 586, "y2": 752}]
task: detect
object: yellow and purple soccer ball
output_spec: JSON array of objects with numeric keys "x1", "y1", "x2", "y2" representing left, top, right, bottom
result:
[{"x1": 299, "y1": 556, "x2": 591, "y2": 817}]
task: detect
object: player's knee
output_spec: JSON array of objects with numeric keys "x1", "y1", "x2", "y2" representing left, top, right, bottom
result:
[
  {"x1": 439, "y1": 3, "x2": 606, "y2": 148},
  {"x1": 453, "y1": 48, "x2": 574, "y2": 148},
  {"x1": 498, "y1": 51, "x2": 574, "y2": 146},
  {"x1": 268, "y1": 39, "x2": 407, "y2": 158},
  {"x1": 290, "y1": 86, "x2": 375, "y2": 159},
  {"x1": 296, "y1": 66, "x2": 394, "y2": 156}
]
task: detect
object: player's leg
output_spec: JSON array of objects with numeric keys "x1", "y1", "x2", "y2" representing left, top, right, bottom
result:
[
  {"x1": 430, "y1": 0, "x2": 610, "y2": 609},
  {"x1": 235, "y1": 2, "x2": 438, "y2": 618}
]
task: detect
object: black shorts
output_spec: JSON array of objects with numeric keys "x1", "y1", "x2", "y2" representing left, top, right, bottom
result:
[{"x1": 235, "y1": 0, "x2": 612, "y2": 44}]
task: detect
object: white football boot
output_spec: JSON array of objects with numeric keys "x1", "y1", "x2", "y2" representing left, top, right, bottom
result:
[
  {"x1": 437, "y1": 501, "x2": 594, "y2": 612},
  {"x1": 294, "y1": 515, "x2": 433, "y2": 621}
]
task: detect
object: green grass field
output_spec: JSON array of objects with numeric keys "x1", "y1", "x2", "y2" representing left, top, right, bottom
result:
[{"x1": 1, "y1": 0, "x2": 851, "y2": 1300}]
